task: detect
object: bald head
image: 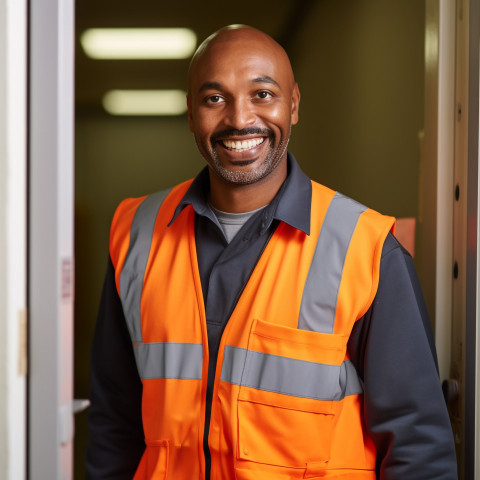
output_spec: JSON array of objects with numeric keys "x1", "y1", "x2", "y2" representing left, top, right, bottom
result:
[
  {"x1": 188, "y1": 25, "x2": 295, "y2": 93},
  {"x1": 186, "y1": 24, "x2": 300, "y2": 198}
]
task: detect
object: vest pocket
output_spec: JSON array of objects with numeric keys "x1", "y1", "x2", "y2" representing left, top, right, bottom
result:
[
  {"x1": 143, "y1": 439, "x2": 169, "y2": 479},
  {"x1": 235, "y1": 320, "x2": 348, "y2": 469},
  {"x1": 237, "y1": 390, "x2": 337, "y2": 468}
]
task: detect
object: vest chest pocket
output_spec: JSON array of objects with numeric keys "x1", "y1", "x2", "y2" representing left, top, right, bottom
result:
[{"x1": 235, "y1": 320, "x2": 351, "y2": 469}]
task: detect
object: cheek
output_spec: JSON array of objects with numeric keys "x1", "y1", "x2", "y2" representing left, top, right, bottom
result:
[
  {"x1": 194, "y1": 112, "x2": 218, "y2": 138},
  {"x1": 266, "y1": 106, "x2": 294, "y2": 133},
  {"x1": 192, "y1": 125, "x2": 211, "y2": 145}
]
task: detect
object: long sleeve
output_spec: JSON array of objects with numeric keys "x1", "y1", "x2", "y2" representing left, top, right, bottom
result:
[
  {"x1": 86, "y1": 258, "x2": 145, "y2": 479},
  {"x1": 348, "y1": 233, "x2": 458, "y2": 479}
]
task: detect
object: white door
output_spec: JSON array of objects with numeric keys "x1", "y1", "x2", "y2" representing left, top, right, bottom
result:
[{"x1": 28, "y1": 0, "x2": 76, "y2": 478}]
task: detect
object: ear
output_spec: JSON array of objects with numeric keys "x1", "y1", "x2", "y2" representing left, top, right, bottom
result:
[
  {"x1": 290, "y1": 83, "x2": 300, "y2": 126},
  {"x1": 187, "y1": 93, "x2": 194, "y2": 132}
]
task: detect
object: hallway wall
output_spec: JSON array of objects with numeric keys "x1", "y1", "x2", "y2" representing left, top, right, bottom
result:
[{"x1": 289, "y1": 0, "x2": 425, "y2": 217}]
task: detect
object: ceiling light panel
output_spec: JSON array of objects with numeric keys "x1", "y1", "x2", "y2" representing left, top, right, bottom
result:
[
  {"x1": 81, "y1": 28, "x2": 197, "y2": 59},
  {"x1": 103, "y1": 89, "x2": 187, "y2": 116}
]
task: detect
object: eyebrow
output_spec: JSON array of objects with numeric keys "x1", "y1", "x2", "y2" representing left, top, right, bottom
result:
[
  {"x1": 198, "y1": 76, "x2": 279, "y2": 93},
  {"x1": 198, "y1": 81, "x2": 222, "y2": 93},
  {"x1": 252, "y1": 75, "x2": 279, "y2": 87}
]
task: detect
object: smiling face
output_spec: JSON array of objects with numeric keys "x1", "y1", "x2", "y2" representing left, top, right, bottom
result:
[{"x1": 187, "y1": 27, "x2": 300, "y2": 188}]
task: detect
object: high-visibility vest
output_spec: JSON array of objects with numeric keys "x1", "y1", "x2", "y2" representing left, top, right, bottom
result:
[{"x1": 109, "y1": 179, "x2": 395, "y2": 480}]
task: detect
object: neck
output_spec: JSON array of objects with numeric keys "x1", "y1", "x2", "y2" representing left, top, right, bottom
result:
[{"x1": 208, "y1": 161, "x2": 287, "y2": 213}]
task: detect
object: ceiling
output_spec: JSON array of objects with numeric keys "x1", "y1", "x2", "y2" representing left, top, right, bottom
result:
[{"x1": 75, "y1": 0, "x2": 314, "y2": 114}]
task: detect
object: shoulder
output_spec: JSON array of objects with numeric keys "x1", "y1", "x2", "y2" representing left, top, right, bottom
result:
[
  {"x1": 111, "y1": 180, "x2": 193, "y2": 234},
  {"x1": 310, "y1": 181, "x2": 395, "y2": 236},
  {"x1": 380, "y1": 231, "x2": 406, "y2": 258},
  {"x1": 379, "y1": 232, "x2": 417, "y2": 279},
  {"x1": 113, "y1": 180, "x2": 192, "y2": 224},
  {"x1": 109, "y1": 180, "x2": 193, "y2": 268}
]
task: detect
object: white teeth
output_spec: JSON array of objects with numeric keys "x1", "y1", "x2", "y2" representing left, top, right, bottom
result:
[{"x1": 222, "y1": 137, "x2": 264, "y2": 152}]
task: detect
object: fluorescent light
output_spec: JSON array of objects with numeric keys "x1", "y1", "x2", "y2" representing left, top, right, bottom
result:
[
  {"x1": 81, "y1": 28, "x2": 197, "y2": 59},
  {"x1": 103, "y1": 89, "x2": 187, "y2": 116}
]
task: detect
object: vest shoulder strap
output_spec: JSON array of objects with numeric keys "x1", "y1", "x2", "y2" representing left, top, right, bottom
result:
[
  {"x1": 299, "y1": 181, "x2": 395, "y2": 334},
  {"x1": 109, "y1": 180, "x2": 193, "y2": 342}
]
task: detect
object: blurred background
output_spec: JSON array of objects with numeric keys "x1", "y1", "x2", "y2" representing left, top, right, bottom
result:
[{"x1": 74, "y1": 1, "x2": 426, "y2": 477}]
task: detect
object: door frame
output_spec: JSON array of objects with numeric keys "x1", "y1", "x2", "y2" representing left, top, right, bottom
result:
[{"x1": 28, "y1": 0, "x2": 75, "y2": 478}]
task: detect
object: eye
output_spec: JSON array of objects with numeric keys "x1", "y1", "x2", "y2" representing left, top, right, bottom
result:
[
  {"x1": 205, "y1": 94, "x2": 224, "y2": 105},
  {"x1": 256, "y1": 91, "x2": 273, "y2": 100}
]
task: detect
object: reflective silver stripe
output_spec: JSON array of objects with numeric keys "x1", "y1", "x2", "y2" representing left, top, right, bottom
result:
[
  {"x1": 221, "y1": 345, "x2": 363, "y2": 400},
  {"x1": 133, "y1": 342, "x2": 203, "y2": 380},
  {"x1": 220, "y1": 344, "x2": 248, "y2": 384},
  {"x1": 342, "y1": 359, "x2": 364, "y2": 397},
  {"x1": 298, "y1": 192, "x2": 367, "y2": 333},
  {"x1": 119, "y1": 189, "x2": 172, "y2": 343}
]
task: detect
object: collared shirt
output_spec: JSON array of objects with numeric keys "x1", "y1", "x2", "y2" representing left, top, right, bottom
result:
[
  {"x1": 86, "y1": 153, "x2": 458, "y2": 480},
  {"x1": 168, "y1": 154, "x2": 312, "y2": 476}
]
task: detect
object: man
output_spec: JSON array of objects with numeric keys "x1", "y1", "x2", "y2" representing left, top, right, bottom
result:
[{"x1": 86, "y1": 25, "x2": 457, "y2": 479}]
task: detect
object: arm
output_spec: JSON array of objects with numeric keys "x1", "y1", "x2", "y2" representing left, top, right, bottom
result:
[
  {"x1": 86, "y1": 258, "x2": 145, "y2": 479},
  {"x1": 348, "y1": 233, "x2": 457, "y2": 479}
]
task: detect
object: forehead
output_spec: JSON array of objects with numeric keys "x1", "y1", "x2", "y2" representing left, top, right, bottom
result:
[{"x1": 190, "y1": 36, "x2": 292, "y2": 91}]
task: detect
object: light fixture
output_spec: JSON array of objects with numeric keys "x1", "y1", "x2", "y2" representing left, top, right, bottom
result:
[
  {"x1": 102, "y1": 89, "x2": 187, "y2": 116},
  {"x1": 81, "y1": 28, "x2": 197, "y2": 59}
]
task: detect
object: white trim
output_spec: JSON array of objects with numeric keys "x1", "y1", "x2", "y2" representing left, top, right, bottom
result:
[
  {"x1": 0, "y1": 0, "x2": 28, "y2": 479},
  {"x1": 29, "y1": 0, "x2": 75, "y2": 477},
  {"x1": 435, "y1": 0, "x2": 456, "y2": 381}
]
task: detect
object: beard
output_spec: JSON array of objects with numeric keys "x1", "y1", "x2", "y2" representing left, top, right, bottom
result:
[{"x1": 196, "y1": 126, "x2": 290, "y2": 185}]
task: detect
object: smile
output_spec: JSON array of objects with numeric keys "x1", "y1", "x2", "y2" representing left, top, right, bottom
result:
[{"x1": 221, "y1": 137, "x2": 265, "y2": 152}]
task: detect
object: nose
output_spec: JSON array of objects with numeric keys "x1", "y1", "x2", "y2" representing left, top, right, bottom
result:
[{"x1": 224, "y1": 98, "x2": 255, "y2": 130}]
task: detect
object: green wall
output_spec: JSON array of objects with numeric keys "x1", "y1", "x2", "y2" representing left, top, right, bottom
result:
[{"x1": 289, "y1": 0, "x2": 425, "y2": 217}]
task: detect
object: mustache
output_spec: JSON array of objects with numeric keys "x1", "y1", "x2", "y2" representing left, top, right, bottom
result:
[{"x1": 210, "y1": 127, "x2": 273, "y2": 145}]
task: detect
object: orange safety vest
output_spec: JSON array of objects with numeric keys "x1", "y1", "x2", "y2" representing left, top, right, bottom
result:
[{"x1": 109, "y1": 179, "x2": 395, "y2": 480}]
